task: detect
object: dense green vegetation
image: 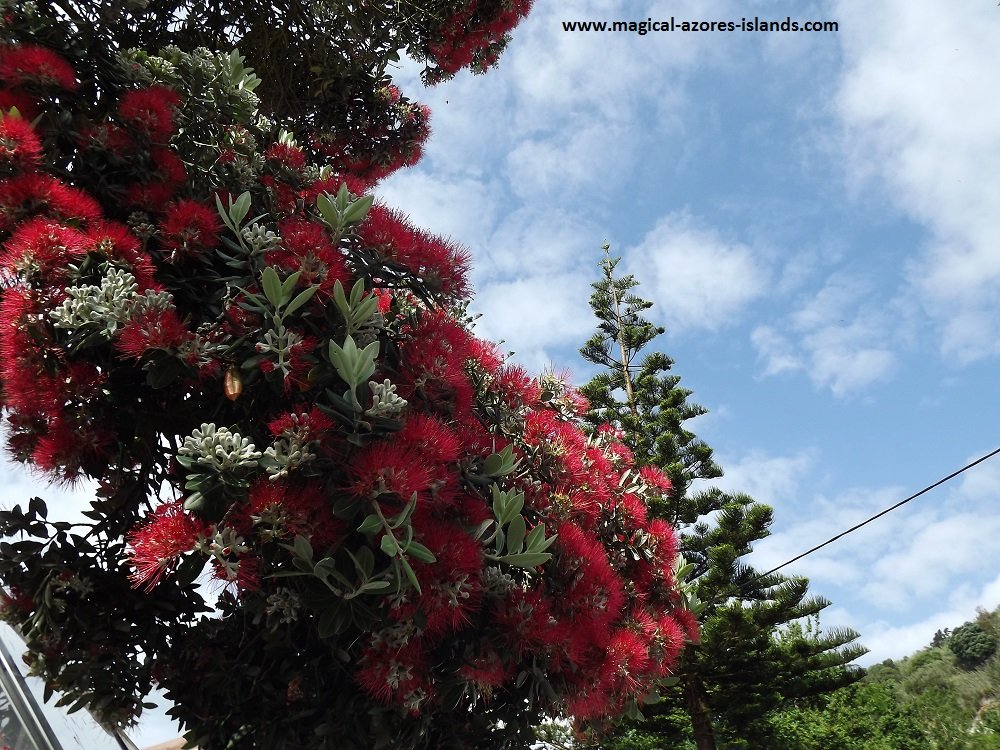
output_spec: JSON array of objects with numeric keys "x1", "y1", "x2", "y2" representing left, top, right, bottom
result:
[{"x1": 771, "y1": 604, "x2": 1000, "y2": 750}]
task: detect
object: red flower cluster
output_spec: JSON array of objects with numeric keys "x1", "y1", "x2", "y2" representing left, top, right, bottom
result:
[
  {"x1": 0, "y1": 34, "x2": 692, "y2": 742},
  {"x1": 426, "y1": 0, "x2": 535, "y2": 78},
  {"x1": 117, "y1": 86, "x2": 180, "y2": 143},
  {"x1": 0, "y1": 44, "x2": 78, "y2": 90}
]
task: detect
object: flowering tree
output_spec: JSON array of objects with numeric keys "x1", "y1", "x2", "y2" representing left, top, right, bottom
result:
[{"x1": 0, "y1": 3, "x2": 693, "y2": 748}]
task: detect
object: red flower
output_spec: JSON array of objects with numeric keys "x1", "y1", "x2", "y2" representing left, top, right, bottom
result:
[
  {"x1": 358, "y1": 204, "x2": 470, "y2": 300},
  {"x1": 127, "y1": 502, "x2": 207, "y2": 592},
  {"x1": 0, "y1": 45, "x2": 78, "y2": 90},
  {"x1": 398, "y1": 414, "x2": 460, "y2": 465},
  {"x1": 264, "y1": 143, "x2": 306, "y2": 170},
  {"x1": 0, "y1": 174, "x2": 101, "y2": 232},
  {"x1": 118, "y1": 86, "x2": 181, "y2": 142},
  {"x1": 150, "y1": 147, "x2": 187, "y2": 186},
  {"x1": 247, "y1": 479, "x2": 342, "y2": 551},
  {"x1": 0, "y1": 114, "x2": 42, "y2": 171},
  {"x1": 0, "y1": 217, "x2": 89, "y2": 277},
  {"x1": 349, "y1": 443, "x2": 432, "y2": 501},
  {"x1": 270, "y1": 216, "x2": 351, "y2": 296},
  {"x1": 84, "y1": 221, "x2": 158, "y2": 290},
  {"x1": 115, "y1": 308, "x2": 190, "y2": 359},
  {"x1": 159, "y1": 199, "x2": 221, "y2": 257}
]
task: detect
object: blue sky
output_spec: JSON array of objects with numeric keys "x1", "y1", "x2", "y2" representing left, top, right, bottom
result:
[{"x1": 3, "y1": 0, "x2": 1000, "y2": 744}]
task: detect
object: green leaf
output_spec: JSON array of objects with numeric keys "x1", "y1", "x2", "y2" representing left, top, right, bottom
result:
[
  {"x1": 497, "y1": 552, "x2": 552, "y2": 568},
  {"x1": 399, "y1": 556, "x2": 421, "y2": 594},
  {"x1": 404, "y1": 541, "x2": 436, "y2": 564},
  {"x1": 215, "y1": 193, "x2": 236, "y2": 233},
  {"x1": 379, "y1": 534, "x2": 397, "y2": 557},
  {"x1": 316, "y1": 193, "x2": 340, "y2": 229},
  {"x1": 342, "y1": 194, "x2": 374, "y2": 225},
  {"x1": 283, "y1": 285, "x2": 318, "y2": 316},
  {"x1": 506, "y1": 514, "x2": 526, "y2": 555},
  {"x1": 293, "y1": 534, "x2": 313, "y2": 562},
  {"x1": 524, "y1": 521, "x2": 546, "y2": 551},
  {"x1": 183, "y1": 492, "x2": 205, "y2": 512},
  {"x1": 357, "y1": 514, "x2": 381, "y2": 535},
  {"x1": 483, "y1": 452, "x2": 503, "y2": 476},
  {"x1": 230, "y1": 192, "x2": 251, "y2": 226},
  {"x1": 279, "y1": 271, "x2": 302, "y2": 302},
  {"x1": 261, "y1": 266, "x2": 282, "y2": 308},
  {"x1": 359, "y1": 580, "x2": 391, "y2": 593}
]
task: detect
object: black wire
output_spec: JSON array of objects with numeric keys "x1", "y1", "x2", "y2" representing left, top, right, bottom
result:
[{"x1": 717, "y1": 445, "x2": 1000, "y2": 603}]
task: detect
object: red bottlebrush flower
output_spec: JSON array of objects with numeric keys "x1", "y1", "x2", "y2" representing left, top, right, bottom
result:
[
  {"x1": 493, "y1": 364, "x2": 541, "y2": 409},
  {"x1": 556, "y1": 521, "x2": 626, "y2": 629},
  {"x1": 150, "y1": 147, "x2": 187, "y2": 186},
  {"x1": 0, "y1": 88, "x2": 40, "y2": 119},
  {"x1": 645, "y1": 519, "x2": 679, "y2": 569},
  {"x1": 159, "y1": 199, "x2": 221, "y2": 257},
  {"x1": 84, "y1": 221, "x2": 158, "y2": 290},
  {"x1": 357, "y1": 204, "x2": 470, "y2": 300},
  {"x1": 31, "y1": 415, "x2": 113, "y2": 483},
  {"x1": 304, "y1": 175, "x2": 373, "y2": 204},
  {"x1": 118, "y1": 86, "x2": 180, "y2": 142},
  {"x1": 267, "y1": 406, "x2": 334, "y2": 439},
  {"x1": 409, "y1": 522, "x2": 482, "y2": 635},
  {"x1": 271, "y1": 216, "x2": 351, "y2": 296},
  {"x1": 616, "y1": 492, "x2": 648, "y2": 530},
  {"x1": 653, "y1": 613, "x2": 686, "y2": 671},
  {"x1": 672, "y1": 608, "x2": 700, "y2": 644},
  {"x1": 356, "y1": 638, "x2": 430, "y2": 711},
  {"x1": 127, "y1": 502, "x2": 207, "y2": 592},
  {"x1": 458, "y1": 651, "x2": 510, "y2": 693},
  {"x1": 212, "y1": 554, "x2": 260, "y2": 593},
  {"x1": 0, "y1": 174, "x2": 101, "y2": 232},
  {"x1": 246, "y1": 479, "x2": 342, "y2": 551},
  {"x1": 264, "y1": 143, "x2": 306, "y2": 170},
  {"x1": 0, "y1": 114, "x2": 42, "y2": 171},
  {"x1": 115, "y1": 308, "x2": 190, "y2": 359},
  {"x1": 600, "y1": 628, "x2": 652, "y2": 697},
  {"x1": 0, "y1": 45, "x2": 78, "y2": 90},
  {"x1": 639, "y1": 465, "x2": 672, "y2": 493},
  {"x1": 398, "y1": 414, "x2": 460, "y2": 465},
  {"x1": 349, "y1": 442, "x2": 432, "y2": 501},
  {"x1": 79, "y1": 122, "x2": 134, "y2": 154},
  {"x1": 123, "y1": 181, "x2": 177, "y2": 212},
  {"x1": 0, "y1": 585, "x2": 34, "y2": 618},
  {"x1": 0, "y1": 217, "x2": 89, "y2": 276}
]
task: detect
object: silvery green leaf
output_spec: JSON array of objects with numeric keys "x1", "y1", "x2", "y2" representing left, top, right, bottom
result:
[
  {"x1": 261, "y1": 266, "x2": 282, "y2": 308},
  {"x1": 342, "y1": 194, "x2": 374, "y2": 225},
  {"x1": 506, "y1": 514, "x2": 526, "y2": 555}
]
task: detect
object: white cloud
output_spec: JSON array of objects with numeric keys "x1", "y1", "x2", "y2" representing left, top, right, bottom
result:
[
  {"x1": 708, "y1": 449, "x2": 815, "y2": 508},
  {"x1": 625, "y1": 213, "x2": 767, "y2": 333},
  {"x1": 856, "y1": 572, "x2": 1000, "y2": 665},
  {"x1": 375, "y1": 171, "x2": 500, "y2": 248},
  {"x1": 834, "y1": 0, "x2": 1000, "y2": 363},
  {"x1": 472, "y1": 272, "x2": 595, "y2": 372},
  {"x1": 751, "y1": 325, "x2": 803, "y2": 376},
  {"x1": 752, "y1": 274, "x2": 897, "y2": 395}
]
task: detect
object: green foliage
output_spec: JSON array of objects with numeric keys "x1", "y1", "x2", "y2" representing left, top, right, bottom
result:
[
  {"x1": 578, "y1": 247, "x2": 865, "y2": 749},
  {"x1": 952, "y1": 623, "x2": 999, "y2": 670},
  {"x1": 769, "y1": 603, "x2": 1000, "y2": 750}
]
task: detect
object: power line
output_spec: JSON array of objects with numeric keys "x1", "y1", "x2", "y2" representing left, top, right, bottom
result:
[{"x1": 724, "y1": 445, "x2": 1000, "y2": 600}]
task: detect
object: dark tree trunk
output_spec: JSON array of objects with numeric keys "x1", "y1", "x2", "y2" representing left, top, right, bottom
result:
[{"x1": 685, "y1": 672, "x2": 717, "y2": 750}]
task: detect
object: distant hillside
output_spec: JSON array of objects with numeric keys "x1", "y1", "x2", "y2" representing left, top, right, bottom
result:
[{"x1": 771, "y1": 604, "x2": 1000, "y2": 750}]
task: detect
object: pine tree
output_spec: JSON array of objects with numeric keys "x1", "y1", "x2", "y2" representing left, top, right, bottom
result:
[{"x1": 579, "y1": 246, "x2": 867, "y2": 750}]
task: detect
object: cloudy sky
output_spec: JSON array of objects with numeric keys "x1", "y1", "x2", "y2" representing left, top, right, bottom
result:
[{"x1": 3, "y1": 0, "x2": 1000, "y2": 744}]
